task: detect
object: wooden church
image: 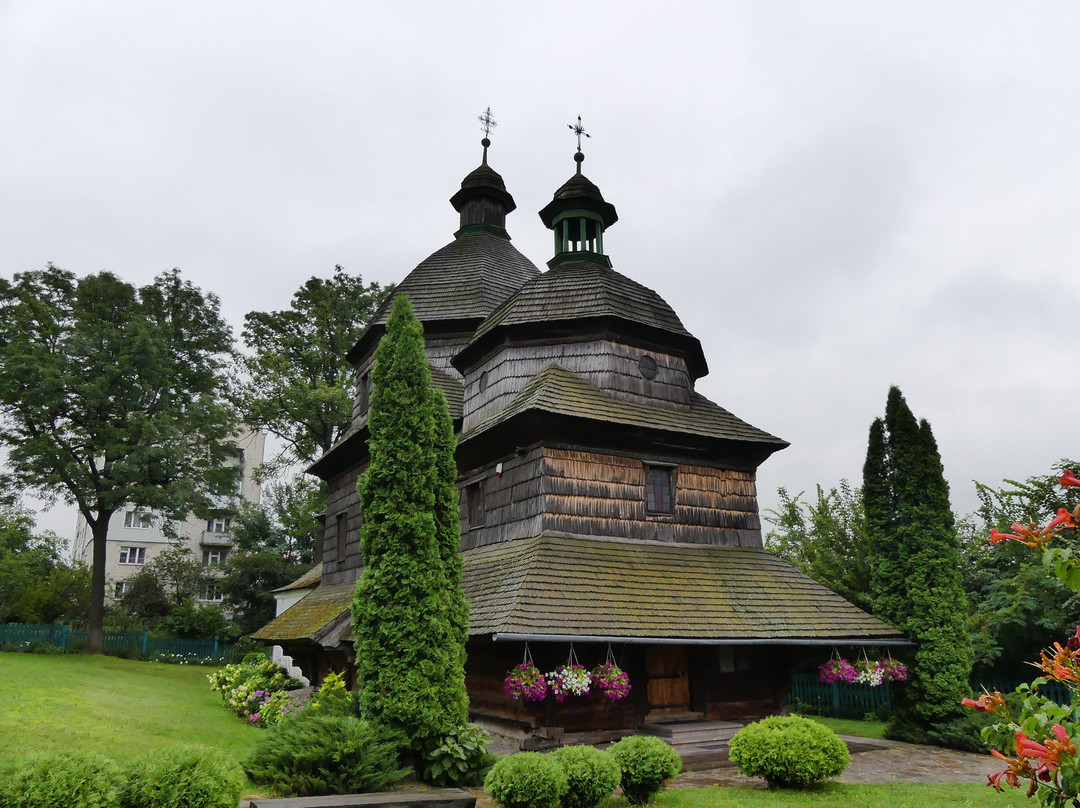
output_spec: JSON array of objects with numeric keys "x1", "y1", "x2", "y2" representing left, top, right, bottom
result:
[{"x1": 254, "y1": 124, "x2": 903, "y2": 738}]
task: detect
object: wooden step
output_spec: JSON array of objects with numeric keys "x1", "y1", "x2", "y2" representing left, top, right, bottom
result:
[{"x1": 639, "y1": 720, "x2": 742, "y2": 741}]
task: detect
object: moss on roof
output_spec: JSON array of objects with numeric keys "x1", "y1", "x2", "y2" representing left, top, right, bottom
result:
[
  {"x1": 271, "y1": 563, "x2": 323, "y2": 594},
  {"x1": 459, "y1": 363, "x2": 787, "y2": 450},
  {"x1": 462, "y1": 533, "x2": 902, "y2": 643},
  {"x1": 252, "y1": 581, "x2": 354, "y2": 643}
]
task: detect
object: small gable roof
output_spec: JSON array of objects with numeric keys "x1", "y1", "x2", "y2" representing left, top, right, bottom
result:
[
  {"x1": 462, "y1": 533, "x2": 904, "y2": 644},
  {"x1": 252, "y1": 581, "x2": 354, "y2": 645}
]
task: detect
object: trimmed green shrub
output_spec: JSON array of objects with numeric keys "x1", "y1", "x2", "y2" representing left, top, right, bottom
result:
[
  {"x1": 244, "y1": 713, "x2": 408, "y2": 796},
  {"x1": 421, "y1": 723, "x2": 496, "y2": 786},
  {"x1": 607, "y1": 736, "x2": 682, "y2": 806},
  {"x1": 306, "y1": 670, "x2": 355, "y2": 716},
  {"x1": 0, "y1": 751, "x2": 124, "y2": 808},
  {"x1": 728, "y1": 715, "x2": 849, "y2": 788},
  {"x1": 119, "y1": 745, "x2": 244, "y2": 808},
  {"x1": 484, "y1": 752, "x2": 568, "y2": 808},
  {"x1": 551, "y1": 745, "x2": 621, "y2": 808}
]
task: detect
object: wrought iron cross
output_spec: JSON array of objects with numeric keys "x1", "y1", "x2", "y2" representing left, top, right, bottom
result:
[
  {"x1": 478, "y1": 107, "x2": 497, "y2": 138},
  {"x1": 568, "y1": 115, "x2": 590, "y2": 152}
]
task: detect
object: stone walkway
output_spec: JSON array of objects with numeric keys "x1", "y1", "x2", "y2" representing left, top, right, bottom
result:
[{"x1": 668, "y1": 736, "x2": 998, "y2": 790}]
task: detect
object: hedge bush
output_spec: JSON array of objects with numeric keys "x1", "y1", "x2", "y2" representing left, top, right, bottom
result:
[
  {"x1": 484, "y1": 752, "x2": 568, "y2": 808},
  {"x1": 607, "y1": 736, "x2": 682, "y2": 806},
  {"x1": 728, "y1": 715, "x2": 849, "y2": 788},
  {"x1": 0, "y1": 751, "x2": 124, "y2": 808},
  {"x1": 551, "y1": 745, "x2": 621, "y2": 808},
  {"x1": 119, "y1": 745, "x2": 245, "y2": 808},
  {"x1": 244, "y1": 713, "x2": 408, "y2": 796}
]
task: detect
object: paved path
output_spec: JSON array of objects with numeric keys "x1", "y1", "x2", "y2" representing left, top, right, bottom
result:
[{"x1": 670, "y1": 736, "x2": 998, "y2": 790}]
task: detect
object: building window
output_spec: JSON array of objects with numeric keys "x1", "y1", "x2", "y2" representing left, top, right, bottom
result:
[
  {"x1": 124, "y1": 510, "x2": 152, "y2": 529},
  {"x1": 203, "y1": 548, "x2": 228, "y2": 566},
  {"x1": 357, "y1": 373, "x2": 370, "y2": 413},
  {"x1": 467, "y1": 482, "x2": 485, "y2": 528},
  {"x1": 206, "y1": 517, "x2": 231, "y2": 534},
  {"x1": 645, "y1": 466, "x2": 674, "y2": 514},
  {"x1": 478, "y1": 370, "x2": 489, "y2": 393},
  {"x1": 336, "y1": 513, "x2": 347, "y2": 561},
  {"x1": 638, "y1": 355, "x2": 658, "y2": 380},
  {"x1": 200, "y1": 582, "x2": 223, "y2": 602},
  {"x1": 114, "y1": 581, "x2": 130, "y2": 598},
  {"x1": 119, "y1": 546, "x2": 146, "y2": 565}
]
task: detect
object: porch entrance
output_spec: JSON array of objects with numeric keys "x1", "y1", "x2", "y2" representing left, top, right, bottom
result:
[{"x1": 645, "y1": 646, "x2": 693, "y2": 719}]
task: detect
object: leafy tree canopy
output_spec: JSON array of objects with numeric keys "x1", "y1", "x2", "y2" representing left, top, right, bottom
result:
[
  {"x1": 0, "y1": 265, "x2": 240, "y2": 650},
  {"x1": 764, "y1": 480, "x2": 871, "y2": 612},
  {"x1": 237, "y1": 266, "x2": 392, "y2": 467}
]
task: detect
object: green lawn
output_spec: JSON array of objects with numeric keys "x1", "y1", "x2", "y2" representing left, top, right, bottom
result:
[
  {"x1": 0, "y1": 652, "x2": 259, "y2": 766},
  {"x1": 795, "y1": 713, "x2": 888, "y2": 739},
  {"x1": 2, "y1": 652, "x2": 1033, "y2": 808}
]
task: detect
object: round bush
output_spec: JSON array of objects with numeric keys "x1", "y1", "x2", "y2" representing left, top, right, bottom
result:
[
  {"x1": 607, "y1": 735, "x2": 682, "y2": 806},
  {"x1": 728, "y1": 715, "x2": 850, "y2": 788},
  {"x1": 0, "y1": 751, "x2": 124, "y2": 808},
  {"x1": 551, "y1": 745, "x2": 621, "y2": 808},
  {"x1": 244, "y1": 713, "x2": 409, "y2": 796},
  {"x1": 119, "y1": 745, "x2": 245, "y2": 808},
  {"x1": 484, "y1": 752, "x2": 568, "y2": 808}
]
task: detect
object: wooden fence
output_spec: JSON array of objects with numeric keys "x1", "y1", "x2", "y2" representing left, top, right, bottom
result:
[
  {"x1": 786, "y1": 672, "x2": 1073, "y2": 716},
  {"x1": 0, "y1": 623, "x2": 248, "y2": 663}
]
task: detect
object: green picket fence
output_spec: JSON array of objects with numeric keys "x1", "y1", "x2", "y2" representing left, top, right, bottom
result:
[
  {"x1": 787, "y1": 672, "x2": 1074, "y2": 717},
  {"x1": 0, "y1": 623, "x2": 247, "y2": 663}
]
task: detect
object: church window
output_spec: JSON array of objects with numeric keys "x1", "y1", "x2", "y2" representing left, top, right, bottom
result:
[
  {"x1": 638, "y1": 355, "x2": 658, "y2": 380},
  {"x1": 335, "y1": 513, "x2": 347, "y2": 560},
  {"x1": 357, "y1": 373, "x2": 370, "y2": 413},
  {"x1": 467, "y1": 482, "x2": 485, "y2": 528},
  {"x1": 479, "y1": 371, "x2": 489, "y2": 393},
  {"x1": 645, "y1": 466, "x2": 674, "y2": 514}
]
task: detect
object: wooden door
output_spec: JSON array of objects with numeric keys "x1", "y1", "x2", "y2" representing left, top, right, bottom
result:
[{"x1": 646, "y1": 646, "x2": 690, "y2": 716}]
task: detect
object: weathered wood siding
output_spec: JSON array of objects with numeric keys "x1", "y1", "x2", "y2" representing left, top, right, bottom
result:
[
  {"x1": 458, "y1": 446, "x2": 545, "y2": 551},
  {"x1": 322, "y1": 463, "x2": 366, "y2": 585},
  {"x1": 462, "y1": 340, "x2": 691, "y2": 432},
  {"x1": 540, "y1": 448, "x2": 763, "y2": 547},
  {"x1": 351, "y1": 333, "x2": 471, "y2": 424}
]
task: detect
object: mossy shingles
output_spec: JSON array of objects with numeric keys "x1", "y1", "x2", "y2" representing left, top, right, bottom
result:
[{"x1": 252, "y1": 581, "x2": 355, "y2": 642}]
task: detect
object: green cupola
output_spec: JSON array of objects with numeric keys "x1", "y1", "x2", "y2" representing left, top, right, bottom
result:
[{"x1": 539, "y1": 120, "x2": 618, "y2": 268}]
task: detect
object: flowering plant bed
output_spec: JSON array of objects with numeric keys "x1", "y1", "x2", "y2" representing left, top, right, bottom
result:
[
  {"x1": 592, "y1": 662, "x2": 632, "y2": 701},
  {"x1": 504, "y1": 663, "x2": 547, "y2": 702},
  {"x1": 547, "y1": 664, "x2": 591, "y2": 702}
]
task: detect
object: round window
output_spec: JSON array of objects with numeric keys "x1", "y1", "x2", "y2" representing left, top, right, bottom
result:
[{"x1": 638, "y1": 355, "x2": 658, "y2": 380}]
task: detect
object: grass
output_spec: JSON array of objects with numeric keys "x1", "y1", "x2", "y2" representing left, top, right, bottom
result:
[
  {"x1": 794, "y1": 713, "x2": 888, "y2": 739},
  {"x1": 629, "y1": 783, "x2": 1033, "y2": 807},
  {"x1": 0, "y1": 651, "x2": 259, "y2": 767}
]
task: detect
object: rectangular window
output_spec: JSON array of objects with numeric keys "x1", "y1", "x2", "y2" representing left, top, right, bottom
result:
[
  {"x1": 124, "y1": 510, "x2": 152, "y2": 529},
  {"x1": 467, "y1": 482, "x2": 485, "y2": 528},
  {"x1": 118, "y1": 546, "x2": 146, "y2": 565},
  {"x1": 336, "y1": 513, "x2": 347, "y2": 561},
  {"x1": 645, "y1": 466, "x2": 674, "y2": 514},
  {"x1": 203, "y1": 548, "x2": 227, "y2": 566},
  {"x1": 206, "y1": 517, "x2": 232, "y2": 534},
  {"x1": 114, "y1": 581, "x2": 130, "y2": 598},
  {"x1": 200, "y1": 582, "x2": 223, "y2": 602}
]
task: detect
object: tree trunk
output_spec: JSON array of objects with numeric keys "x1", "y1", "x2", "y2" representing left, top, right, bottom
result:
[{"x1": 86, "y1": 515, "x2": 112, "y2": 654}]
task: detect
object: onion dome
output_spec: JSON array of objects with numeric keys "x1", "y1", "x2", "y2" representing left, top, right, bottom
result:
[{"x1": 539, "y1": 149, "x2": 618, "y2": 269}]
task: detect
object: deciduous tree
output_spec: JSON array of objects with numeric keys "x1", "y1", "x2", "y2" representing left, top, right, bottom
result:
[
  {"x1": 0, "y1": 266, "x2": 239, "y2": 651},
  {"x1": 237, "y1": 267, "x2": 391, "y2": 467},
  {"x1": 351, "y1": 294, "x2": 468, "y2": 749}
]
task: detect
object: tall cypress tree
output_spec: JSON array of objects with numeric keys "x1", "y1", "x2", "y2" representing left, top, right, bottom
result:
[
  {"x1": 863, "y1": 386, "x2": 973, "y2": 730},
  {"x1": 351, "y1": 295, "x2": 468, "y2": 748}
]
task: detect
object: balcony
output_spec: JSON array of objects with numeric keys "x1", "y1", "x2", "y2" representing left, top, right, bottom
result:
[{"x1": 201, "y1": 531, "x2": 233, "y2": 547}]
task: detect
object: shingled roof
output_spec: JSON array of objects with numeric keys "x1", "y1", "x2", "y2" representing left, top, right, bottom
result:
[
  {"x1": 462, "y1": 533, "x2": 904, "y2": 644},
  {"x1": 459, "y1": 363, "x2": 787, "y2": 451},
  {"x1": 252, "y1": 581, "x2": 354, "y2": 644}
]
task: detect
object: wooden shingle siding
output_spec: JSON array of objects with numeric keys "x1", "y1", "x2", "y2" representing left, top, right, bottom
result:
[
  {"x1": 540, "y1": 448, "x2": 763, "y2": 547},
  {"x1": 462, "y1": 341, "x2": 691, "y2": 432},
  {"x1": 322, "y1": 465, "x2": 365, "y2": 585},
  {"x1": 458, "y1": 447, "x2": 545, "y2": 551}
]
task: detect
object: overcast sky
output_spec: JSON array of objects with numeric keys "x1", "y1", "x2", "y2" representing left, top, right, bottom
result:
[{"x1": 2, "y1": 2, "x2": 1077, "y2": 541}]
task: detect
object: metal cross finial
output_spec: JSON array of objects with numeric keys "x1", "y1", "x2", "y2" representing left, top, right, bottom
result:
[
  {"x1": 568, "y1": 115, "x2": 590, "y2": 152},
  {"x1": 478, "y1": 107, "x2": 498, "y2": 139}
]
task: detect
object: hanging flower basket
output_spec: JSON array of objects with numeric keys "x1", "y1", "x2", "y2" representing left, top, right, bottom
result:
[
  {"x1": 877, "y1": 657, "x2": 908, "y2": 683},
  {"x1": 504, "y1": 663, "x2": 547, "y2": 702},
  {"x1": 592, "y1": 662, "x2": 631, "y2": 701},
  {"x1": 818, "y1": 657, "x2": 859, "y2": 684},
  {"x1": 548, "y1": 664, "x2": 591, "y2": 703},
  {"x1": 855, "y1": 657, "x2": 884, "y2": 686}
]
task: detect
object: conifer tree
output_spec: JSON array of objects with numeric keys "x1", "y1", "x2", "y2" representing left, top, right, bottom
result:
[
  {"x1": 863, "y1": 386, "x2": 973, "y2": 731},
  {"x1": 351, "y1": 295, "x2": 469, "y2": 749}
]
